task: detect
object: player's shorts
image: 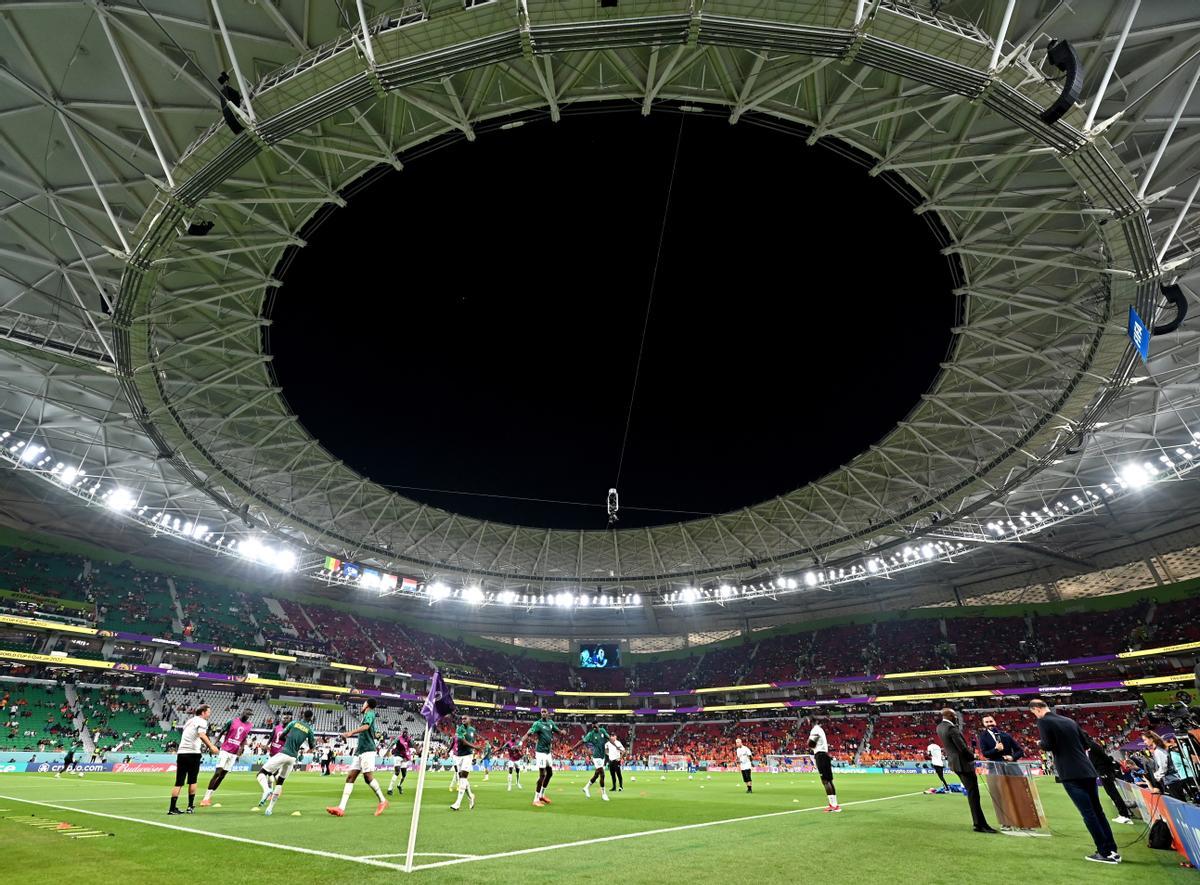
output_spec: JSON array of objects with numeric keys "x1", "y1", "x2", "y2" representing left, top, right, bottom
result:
[
  {"x1": 216, "y1": 750, "x2": 239, "y2": 772},
  {"x1": 456, "y1": 754, "x2": 473, "y2": 773},
  {"x1": 394, "y1": 759, "x2": 409, "y2": 771},
  {"x1": 535, "y1": 751, "x2": 553, "y2": 768},
  {"x1": 349, "y1": 751, "x2": 377, "y2": 773},
  {"x1": 506, "y1": 759, "x2": 520, "y2": 771},
  {"x1": 263, "y1": 752, "x2": 297, "y2": 780},
  {"x1": 592, "y1": 757, "x2": 605, "y2": 769},
  {"x1": 815, "y1": 751, "x2": 834, "y2": 780},
  {"x1": 174, "y1": 752, "x2": 202, "y2": 786}
]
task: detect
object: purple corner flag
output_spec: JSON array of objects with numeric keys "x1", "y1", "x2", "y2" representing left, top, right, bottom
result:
[{"x1": 421, "y1": 670, "x2": 455, "y2": 729}]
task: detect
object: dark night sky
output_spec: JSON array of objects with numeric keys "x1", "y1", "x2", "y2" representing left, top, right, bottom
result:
[{"x1": 269, "y1": 109, "x2": 956, "y2": 530}]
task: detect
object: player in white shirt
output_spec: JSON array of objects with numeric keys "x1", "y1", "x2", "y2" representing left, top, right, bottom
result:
[
  {"x1": 927, "y1": 741, "x2": 949, "y2": 789},
  {"x1": 606, "y1": 735, "x2": 626, "y2": 792},
  {"x1": 170, "y1": 704, "x2": 220, "y2": 815},
  {"x1": 734, "y1": 737, "x2": 753, "y2": 793},
  {"x1": 807, "y1": 718, "x2": 840, "y2": 812}
]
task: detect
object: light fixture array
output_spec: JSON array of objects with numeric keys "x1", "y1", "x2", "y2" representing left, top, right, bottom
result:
[{"x1": 4, "y1": 426, "x2": 1200, "y2": 611}]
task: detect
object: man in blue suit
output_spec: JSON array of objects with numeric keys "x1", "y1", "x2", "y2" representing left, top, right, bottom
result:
[{"x1": 978, "y1": 714, "x2": 1024, "y2": 762}]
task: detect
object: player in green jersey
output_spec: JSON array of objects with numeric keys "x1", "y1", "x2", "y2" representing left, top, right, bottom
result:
[
  {"x1": 481, "y1": 738, "x2": 493, "y2": 782},
  {"x1": 450, "y1": 715, "x2": 477, "y2": 811},
  {"x1": 259, "y1": 709, "x2": 315, "y2": 817},
  {"x1": 326, "y1": 699, "x2": 388, "y2": 817},
  {"x1": 523, "y1": 708, "x2": 559, "y2": 806},
  {"x1": 571, "y1": 719, "x2": 611, "y2": 801}
]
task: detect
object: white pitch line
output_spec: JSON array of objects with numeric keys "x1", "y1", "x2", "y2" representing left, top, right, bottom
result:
[
  {"x1": 412, "y1": 790, "x2": 927, "y2": 872},
  {"x1": 0, "y1": 795, "x2": 403, "y2": 871},
  {"x1": 362, "y1": 852, "x2": 479, "y2": 859}
]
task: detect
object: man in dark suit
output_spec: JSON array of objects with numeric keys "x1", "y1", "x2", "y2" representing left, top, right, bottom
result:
[
  {"x1": 1083, "y1": 732, "x2": 1133, "y2": 825},
  {"x1": 1030, "y1": 698, "x2": 1120, "y2": 865},
  {"x1": 978, "y1": 714, "x2": 1024, "y2": 762},
  {"x1": 936, "y1": 707, "x2": 996, "y2": 833}
]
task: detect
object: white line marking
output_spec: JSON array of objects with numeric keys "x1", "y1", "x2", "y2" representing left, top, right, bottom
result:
[
  {"x1": 0, "y1": 795, "x2": 403, "y2": 870},
  {"x1": 362, "y1": 852, "x2": 479, "y2": 859},
  {"x1": 412, "y1": 791, "x2": 927, "y2": 871}
]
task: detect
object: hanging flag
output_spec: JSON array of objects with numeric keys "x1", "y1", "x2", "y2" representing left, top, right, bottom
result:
[
  {"x1": 400, "y1": 577, "x2": 419, "y2": 592},
  {"x1": 324, "y1": 556, "x2": 341, "y2": 573},
  {"x1": 421, "y1": 670, "x2": 455, "y2": 729}
]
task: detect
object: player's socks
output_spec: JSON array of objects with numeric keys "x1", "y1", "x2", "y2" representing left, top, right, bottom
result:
[
  {"x1": 451, "y1": 780, "x2": 465, "y2": 810},
  {"x1": 829, "y1": 794, "x2": 838, "y2": 807},
  {"x1": 202, "y1": 789, "x2": 213, "y2": 803},
  {"x1": 337, "y1": 783, "x2": 353, "y2": 811},
  {"x1": 256, "y1": 772, "x2": 271, "y2": 804},
  {"x1": 583, "y1": 783, "x2": 591, "y2": 798},
  {"x1": 368, "y1": 779, "x2": 385, "y2": 803},
  {"x1": 169, "y1": 795, "x2": 178, "y2": 812}
]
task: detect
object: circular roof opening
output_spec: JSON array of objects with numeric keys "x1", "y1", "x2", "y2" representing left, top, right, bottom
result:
[{"x1": 268, "y1": 110, "x2": 956, "y2": 530}]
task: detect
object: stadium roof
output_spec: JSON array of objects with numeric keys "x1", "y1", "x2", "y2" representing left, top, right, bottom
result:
[{"x1": 0, "y1": 0, "x2": 1198, "y2": 626}]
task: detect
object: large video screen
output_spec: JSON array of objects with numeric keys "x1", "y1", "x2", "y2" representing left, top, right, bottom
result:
[{"x1": 577, "y1": 643, "x2": 621, "y2": 669}]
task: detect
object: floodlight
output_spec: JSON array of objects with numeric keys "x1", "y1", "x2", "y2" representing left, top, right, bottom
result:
[{"x1": 107, "y1": 487, "x2": 135, "y2": 512}]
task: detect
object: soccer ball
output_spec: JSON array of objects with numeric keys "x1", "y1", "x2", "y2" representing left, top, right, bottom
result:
[
  {"x1": 630, "y1": 776, "x2": 636, "y2": 782},
  {"x1": 687, "y1": 775, "x2": 693, "y2": 780},
  {"x1": 660, "y1": 775, "x2": 666, "y2": 780}
]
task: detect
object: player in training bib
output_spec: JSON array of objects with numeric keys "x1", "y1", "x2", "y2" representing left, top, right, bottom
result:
[
  {"x1": 808, "y1": 718, "x2": 840, "y2": 812},
  {"x1": 327, "y1": 699, "x2": 388, "y2": 817},
  {"x1": 201, "y1": 707, "x2": 253, "y2": 806},
  {"x1": 255, "y1": 712, "x2": 290, "y2": 802},
  {"x1": 734, "y1": 737, "x2": 753, "y2": 793},
  {"x1": 523, "y1": 708, "x2": 559, "y2": 806},
  {"x1": 571, "y1": 719, "x2": 611, "y2": 801},
  {"x1": 258, "y1": 709, "x2": 314, "y2": 816},
  {"x1": 502, "y1": 737, "x2": 524, "y2": 791},
  {"x1": 450, "y1": 715, "x2": 477, "y2": 811},
  {"x1": 387, "y1": 731, "x2": 412, "y2": 795}
]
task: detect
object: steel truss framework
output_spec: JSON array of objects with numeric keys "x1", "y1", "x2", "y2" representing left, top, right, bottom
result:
[{"x1": 0, "y1": 1, "x2": 1198, "y2": 612}]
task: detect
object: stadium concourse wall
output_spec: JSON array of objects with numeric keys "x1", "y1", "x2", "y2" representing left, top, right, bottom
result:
[{"x1": 3, "y1": 524, "x2": 1200, "y2": 668}]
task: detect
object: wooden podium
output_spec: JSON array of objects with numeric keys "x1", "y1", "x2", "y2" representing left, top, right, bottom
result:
[{"x1": 981, "y1": 761, "x2": 1047, "y2": 831}]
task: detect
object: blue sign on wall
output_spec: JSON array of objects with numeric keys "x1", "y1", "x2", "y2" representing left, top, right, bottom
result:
[
  {"x1": 1167, "y1": 795, "x2": 1200, "y2": 870},
  {"x1": 1128, "y1": 306, "x2": 1150, "y2": 361}
]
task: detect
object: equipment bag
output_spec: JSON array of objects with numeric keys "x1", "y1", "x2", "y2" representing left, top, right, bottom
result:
[{"x1": 1148, "y1": 818, "x2": 1174, "y2": 850}]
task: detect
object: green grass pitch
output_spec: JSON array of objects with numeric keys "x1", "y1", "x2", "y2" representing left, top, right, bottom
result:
[{"x1": 0, "y1": 769, "x2": 1190, "y2": 883}]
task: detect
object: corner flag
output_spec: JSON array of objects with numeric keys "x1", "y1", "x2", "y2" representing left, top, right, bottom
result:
[
  {"x1": 421, "y1": 669, "x2": 455, "y2": 728},
  {"x1": 405, "y1": 670, "x2": 455, "y2": 872}
]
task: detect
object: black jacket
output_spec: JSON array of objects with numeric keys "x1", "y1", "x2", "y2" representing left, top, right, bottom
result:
[
  {"x1": 1036, "y1": 711, "x2": 1097, "y2": 781},
  {"x1": 978, "y1": 728, "x2": 1024, "y2": 762},
  {"x1": 936, "y1": 718, "x2": 975, "y2": 774},
  {"x1": 1083, "y1": 734, "x2": 1119, "y2": 777}
]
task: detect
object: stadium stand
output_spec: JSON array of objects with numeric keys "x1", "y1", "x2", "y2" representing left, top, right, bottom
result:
[
  {"x1": 0, "y1": 681, "x2": 73, "y2": 751},
  {"x1": 175, "y1": 577, "x2": 261, "y2": 647},
  {"x1": 77, "y1": 685, "x2": 172, "y2": 753}
]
